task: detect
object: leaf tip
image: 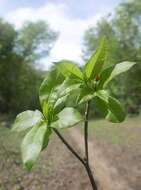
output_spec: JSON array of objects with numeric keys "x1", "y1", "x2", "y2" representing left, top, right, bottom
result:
[{"x1": 24, "y1": 160, "x2": 34, "y2": 171}]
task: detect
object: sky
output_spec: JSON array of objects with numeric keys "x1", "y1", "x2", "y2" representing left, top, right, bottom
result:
[{"x1": 0, "y1": 0, "x2": 122, "y2": 69}]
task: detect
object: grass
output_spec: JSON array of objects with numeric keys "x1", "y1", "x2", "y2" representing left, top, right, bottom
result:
[{"x1": 88, "y1": 115, "x2": 141, "y2": 151}]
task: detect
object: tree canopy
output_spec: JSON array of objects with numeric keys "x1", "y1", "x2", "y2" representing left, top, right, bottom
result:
[{"x1": 0, "y1": 19, "x2": 58, "y2": 115}]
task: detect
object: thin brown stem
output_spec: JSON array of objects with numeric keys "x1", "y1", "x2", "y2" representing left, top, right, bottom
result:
[
  {"x1": 84, "y1": 101, "x2": 90, "y2": 163},
  {"x1": 53, "y1": 128, "x2": 85, "y2": 165}
]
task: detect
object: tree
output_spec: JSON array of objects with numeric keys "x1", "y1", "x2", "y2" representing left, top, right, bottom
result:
[
  {"x1": 15, "y1": 21, "x2": 58, "y2": 63},
  {"x1": 0, "y1": 19, "x2": 58, "y2": 115}
]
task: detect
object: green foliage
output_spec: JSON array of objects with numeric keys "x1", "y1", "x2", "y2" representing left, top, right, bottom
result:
[
  {"x1": 39, "y1": 66, "x2": 64, "y2": 106},
  {"x1": 55, "y1": 60, "x2": 83, "y2": 80},
  {"x1": 21, "y1": 122, "x2": 47, "y2": 170},
  {"x1": 106, "y1": 96, "x2": 125, "y2": 123},
  {"x1": 95, "y1": 90, "x2": 125, "y2": 122},
  {"x1": 83, "y1": 0, "x2": 141, "y2": 114},
  {"x1": 77, "y1": 87, "x2": 95, "y2": 104},
  {"x1": 12, "y1": 37, "x2": 135, "y2": 170},
  {"x1": 16, "y1": 21, "x2": 58, "y2": 62},
  {"x1": 12, "y1": 110, "x2": 43, "y2": 132},
  {"x1": 98, "y1": 61, "x2": 136, "y2": 88},
  {"x1": 51, "y1": 107, "x2": 82, "y2": 129},
  {"x1": 84, "y1": 37, "x2": 107, "y2": 80}
]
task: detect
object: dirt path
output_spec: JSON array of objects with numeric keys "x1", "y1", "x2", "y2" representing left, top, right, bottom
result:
[{"x1": 68, "y1": 127, "x2": 133, "y2": 190}]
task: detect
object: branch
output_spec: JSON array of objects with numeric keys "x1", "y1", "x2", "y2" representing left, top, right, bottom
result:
[
  {"x1": 53, "y1": 128, "x2": 85, "y2": 166},
  {"x1": 84, "y1": 101, "x2": 90, "y2": 163}
]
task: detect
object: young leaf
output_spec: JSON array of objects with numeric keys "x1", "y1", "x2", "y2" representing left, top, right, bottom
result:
[
  {"x1": 53, "y1": 95, "x2": 68, "y2": 114},
  {"x1": 21, "y1": 122, "x2": 48, "y2": 170},
  {"x1": 12, "y1": 110, "x2": 43, "y2": 132},
  {"x1": 51, "y1": 107, "x2": 82, "y2": 129},
  {"x1": 85, "y1": 37, "x2": 107, "y2": 80},
  {"x1": 55, "y1": 60, "x2": 84, "y2": 80},
  {"x1": 39, "y1": 66, "x2": 64, "y2": 105},
  {"x1": 104, "y1": 61, "x2": 136, "y2": 87},
  {"x1": 49, "y1": 78, "x2": 82, "y2": 114},
  {"x1": 58, "y1": 78, "x2": 82, "y2": 97}
]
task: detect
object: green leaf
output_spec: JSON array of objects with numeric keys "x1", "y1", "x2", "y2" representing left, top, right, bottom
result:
[
  {"x1": 106, "y1": 96, "x2": 126, "y2": 123},
  {"x1": 104, "y1": 61, "x2": 136, "y2": 86},
  {"x1": 95, "y1": 90, "x2": 125, "y2": 123},
  {"x1": 12, "y1": 110, "x2": 43, "y2": 132},
  {"x1": 51, "y1": 107, "x2": 83, "y2": 129},
  {"x1": 98, "y1": 66, "x2": 114, "y2": 89},
  {"x1": 43, "y1": 101, "x2": 49, "y2": 118},
  {"x1": 95, "y1": 90, "x2": 109, "y2": 102},
  {"x1": 106, "y1": 111, "x2": 119, "y2": 123},
  {"x1": 85, "y1": 37, "x2": 107, "y2": 80},
  {"x1": 95, "y1": 96, "x2": 108, "y2": 116},
  {"x1": 58, "y1": 78, "x2": 82, "y2": 97},
  {"x1": 50, "y1": 78, "x2": 82, "y2": 114},
  {"x1": 39, "y1": 66, "x2": 64, "y2": 105},
  {"x1": 21, "y1": 122, "x2": 48, "y2": 170},
  {"x1": 55, "y1": 60, "x2": 84, "y2": 80},
  {"x1": 53, "y1": 95, "x2": 68, "y2": 114},
  {"x1": 42, "y1": 127, "x2": 52, "y2": 150},
  {"x1": 40, "y1": 69, "x2": 82, "y2": 117},
  {"x1": 77, "y1": 87, "x2": 95, "y2": 104}
]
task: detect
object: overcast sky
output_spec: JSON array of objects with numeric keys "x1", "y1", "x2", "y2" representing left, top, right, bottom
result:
[{"x1": 0, "y1": 0, "x2": 122, "y2": 69}]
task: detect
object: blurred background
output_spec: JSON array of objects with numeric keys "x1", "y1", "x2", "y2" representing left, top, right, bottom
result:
[{"x1": 0, "y1": 0, "x2": 141, "y2": 190}]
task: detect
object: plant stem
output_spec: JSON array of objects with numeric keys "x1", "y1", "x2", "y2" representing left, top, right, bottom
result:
[
  {"x1": 53, "y1": 101, "x2": 98, "y2": 190},
  {"x1": 84, "y1": 163, "x2": 98, "y2": 190},
  {"x1": 84, "y1": 101, "x2": 90, "y2": 163},
  {"x1": 84, "y1": 101, "x2": 98, "y2": 190},
  {"x1": 53, "y1": 128, "x2": 85, "y2": 165}
]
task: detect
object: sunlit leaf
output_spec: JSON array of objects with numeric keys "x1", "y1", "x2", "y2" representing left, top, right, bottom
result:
[
  {"x1": 12, "y1": 110, "x2": 43, "y2": 132},
  {"x1": 104, "y1": 61, "x2": 136, "y2": 86},
  {"x1": 39, "y1": 66, "x2": 64, "y2": 105},
  {"x1": 49, "y1": 78, "x2": 82, "y2": 114},
  {"x1": 55, "y1": 60, "x2": 84, "y2": 80},
  {"x1": 85, "y1": 37, "x2": 107, "y2": 80},
  {"x1": 21, "y1": 122, "x2": 48, "y2": 170},
  {"x1": 51, "y1": 107, "x2": 83, "y2": 129}
]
